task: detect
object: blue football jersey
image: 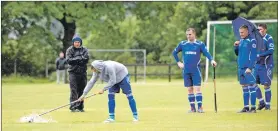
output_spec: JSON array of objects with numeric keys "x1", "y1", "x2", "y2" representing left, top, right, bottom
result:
[
  {"x1": 234, "y1": 36, "x2": 257, "y2": 69},
  {"x1": 257, "y1": 34, "x2": 274, "y2": 66},
  {"x1": 172, "y1": 40, "x2": 213, "y2": 73}
]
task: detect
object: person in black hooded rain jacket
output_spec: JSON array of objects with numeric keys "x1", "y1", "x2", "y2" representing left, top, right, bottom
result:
[{"x1": 66, "y1": 35, "x2": 89, "y2": 112}]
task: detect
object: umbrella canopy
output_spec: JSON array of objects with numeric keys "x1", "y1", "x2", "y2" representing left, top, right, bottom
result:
[{"x1": 232, "y1": 17, "x2": 265, "y2": 52}]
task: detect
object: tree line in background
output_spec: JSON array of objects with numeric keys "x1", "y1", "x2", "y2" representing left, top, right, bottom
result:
[{"x1": 1, "y1": 1, "x2": 277, "y2": 77}]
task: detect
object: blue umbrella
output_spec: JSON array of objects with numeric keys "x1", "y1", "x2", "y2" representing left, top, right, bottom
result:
[{"x1": 232, "y1": 17, "x2": 265, "y2": 52}]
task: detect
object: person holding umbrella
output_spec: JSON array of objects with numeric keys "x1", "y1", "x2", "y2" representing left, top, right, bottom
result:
[{"x1": 234, "y1": 25, "x2": 257, "y2": 113}]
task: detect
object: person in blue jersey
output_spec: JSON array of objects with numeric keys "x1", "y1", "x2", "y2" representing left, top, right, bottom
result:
[
  {"x1": 234, "y1": 25, "x2": 257, "y2": 113},
  {"x1": 254, "y1": 24, "x2": 274, "y2": 110},
  {"x1": 172, "y1": 28, "x2": 217, "y2": 113}
]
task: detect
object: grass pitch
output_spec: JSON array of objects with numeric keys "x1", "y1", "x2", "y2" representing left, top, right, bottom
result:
[{"x1": 2, "y1": 79, "x2": 277, "y2": 131}]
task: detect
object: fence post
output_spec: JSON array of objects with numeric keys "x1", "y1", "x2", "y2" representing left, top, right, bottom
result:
[
  {"x1": 168, "y1": 64, "x2": 171, "y2": 82},
  {"x1": 14, "y1": 59, "x2": 17, "y2": 76},
  {"x1": 134, "y1": 65, "x2": 137, "y2": 83},
  {"x1": 45, "y1": 59, "x2": 49, "y2": 78}
]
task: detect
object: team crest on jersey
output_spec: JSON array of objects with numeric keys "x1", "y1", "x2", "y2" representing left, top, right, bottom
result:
[
  {"x1": 269, "y1": 43, "x2": 274, "y2": 47},
  {"x1": 252, "y1": 44, "x2": 256, "y2": 48}
]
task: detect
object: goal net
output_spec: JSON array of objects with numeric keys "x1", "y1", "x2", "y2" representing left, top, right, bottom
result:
[
  {"x1": 88, "y1": 49, "x2": 146, "y2": 83},
  {"x1": 205, "y1": 19, "x2": 277, "y2": 82}
]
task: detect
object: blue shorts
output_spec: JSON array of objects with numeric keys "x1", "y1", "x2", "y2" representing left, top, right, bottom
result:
[
  {"x1": 255, "y1": 64, "x2": 273, "y2": 86},
  {"x1": 108, "y1": 75, "x2": 132, "y2": 94},
  {"x1": 238, "y1": 68, "x2": 256, "y2": 85},
  {"x1": 183, "y1": 71, "x2": 202, "y2": 87}
]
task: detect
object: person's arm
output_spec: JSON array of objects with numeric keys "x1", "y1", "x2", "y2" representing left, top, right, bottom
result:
[
  {"x1": 258, "y1": 37, "x2": 274, "y2": 57},
  {"x1": 248, "y1": 39, "x2": 257, "y2": 70},
  {"x1": 172, "y1": 43, "x2": 182, "y2": 63},
  {"x1": 200, "y1": 42, "x2": 213, "y2": 61},
  {"x1": 82, "y1": 72, "x2": 100, "y2": 96},
  {"x1": 201, "y1": 42, "x2": 217, "y2": 66},
  {"x1": 55, "y1": 58, "x2": 59, "y2": 70},
  {"x1": 102, "y1": 66, "x2": 117, "y2": 92},
  {"x1": 66, "y1": 48, "x2": 82, "y2": 65},
  {"x1": 172, "y1": 42, "x2": 185, "y2": 68},
  {"x1": 82, "y1": 48, "x2": 89, "y2": 64},
  {"x1": 234, "y1": 41, "x2": 240, "y2": 56}
]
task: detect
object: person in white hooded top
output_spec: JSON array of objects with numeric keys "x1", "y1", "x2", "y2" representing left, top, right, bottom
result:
[{"x1": 78, "y1": 60, "x2": 138, "y2": 123}]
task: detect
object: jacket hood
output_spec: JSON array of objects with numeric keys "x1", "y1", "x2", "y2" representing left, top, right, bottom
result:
[{"x1": 91, "y1": 60, "x2": 105, "y2": 72}]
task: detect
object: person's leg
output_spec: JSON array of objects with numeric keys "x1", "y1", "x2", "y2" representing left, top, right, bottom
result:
[
  {"x1": 248, "y1": 84, "x2": 257, "y2": 112},
  {"x1": 187, "y1": 86, "x2": 195, "y2": 112},
  {"x1": 195, "y1": 86, "x2": 202, "y2": 112},
  {"x1": 76, "y1": 73, "x2": 87, "y2": 111},
  {"x1": 108, "y1": 91, "x2": 116, "y2": 120},
  {"x1": 263, "y1": 66, "x2": 273, "y2": 110},
  {"x1": 56, "y1": 70, "x2": 60, "y2": 84},
  {"x1": 192, "y1": 70, "x2": 203, "y2": 113},
  {"x1": 184, "y1": 73, "x2": 195, "y2": 112},
  {"x1": 264, "y1": 85, "x2": 271, "y2": 110},
  {"x1": 120, "y1": 75, "x2": 138, "y2": 121},
  {"x1": 61, "y1": 69, "x2": 65, "y2": 84},
  {"x1": 103, "y1": 86, "x2": 117, "y2": 123},
  {"x1": 238, "y1": 68, "x2": 250, "y2": 113},
  {"x1": 256, "y1": 84, "x2": 265, "y2": 106},
  {"x1": 69, "y1": 73, "x2": 79, "y2": 111},
  {"x1": 246, "y1": 69, "x2": 257, "y2": 112},
  {"x1": 238, "y1": 84, "x2": 250, "y2": 113},
  {"x1": 255, "y1": 65, "x2": 265, "y2": 109}
]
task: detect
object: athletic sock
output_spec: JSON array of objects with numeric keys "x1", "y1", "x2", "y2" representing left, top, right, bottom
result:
[
  {"x1": 249, "y1": 85, "x2": 256, "y2": 108},
  {"x1": 188, "y1": 94, "x2": 196, "y2": 110},
  {"x1": 265, "y1": 87, "x2": 271, "y2": 108},
  {"x1": 242, "y1": 86, "x2": 249, "y2": 108},
  {"x1": 127, "y1": 95, "x2": 138, "y2": 118},
  {"x1": 108, "y1": 94, "x2": 115, "y2": 119},
  {"x1": 195, "y1": 93, "x2": 203, "y2": 109},
  {"x1": 255, "y1": 85, "x2": 265, "y2": 105}
]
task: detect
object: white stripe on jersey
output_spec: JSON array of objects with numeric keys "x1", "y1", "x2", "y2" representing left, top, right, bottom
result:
[
  {"x1": 249, "y1": 52, "x2": 251, "y2": 60},
  {"x1": 197, "y1": 59, "x2": 202, "y2": 78},
  {"x1": 265, "y1": 56, "x2": 269, "y2": 69},
  {"x1": 264, "y1": 34, "x2": 273, "y2": 40}
]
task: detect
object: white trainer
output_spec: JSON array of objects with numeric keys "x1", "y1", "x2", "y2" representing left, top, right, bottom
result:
[
  {"x1": 133, "y1": 118, "x2": 139, "y2": 122},
  {"x1": 103, "y1": 118, "x2": 115, "y2": 123}
]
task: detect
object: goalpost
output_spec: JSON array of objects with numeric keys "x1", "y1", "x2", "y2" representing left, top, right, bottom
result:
[
  {"x1": 88, "y1": 49, "x2": 147, "y2": 83},
  {"x1": 205, "y1": 19, "x2": 277, "y2": 82}
]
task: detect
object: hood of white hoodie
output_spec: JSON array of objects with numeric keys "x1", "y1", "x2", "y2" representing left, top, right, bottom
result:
[{"x1": 91, "y1": 60, "x2": 105, "y2": 72}]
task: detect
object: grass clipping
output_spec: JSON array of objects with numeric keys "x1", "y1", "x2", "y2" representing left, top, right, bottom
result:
[{"x1": 19, "y1": 114, "x2": 57, "y2": 123}]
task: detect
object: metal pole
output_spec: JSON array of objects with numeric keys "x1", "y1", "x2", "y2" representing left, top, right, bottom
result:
[
  {"x1": 205, "y1": 22, "x2": 211, "y2": 82},
  {"x1": 213, "y1": 26, "x2": 216, "y2": 78},
  {"x1": 213, "y1": 26, "x2": 216, "y2": 60}
]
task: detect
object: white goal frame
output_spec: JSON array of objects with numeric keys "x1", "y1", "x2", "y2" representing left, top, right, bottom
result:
[
  {"x1": 88, "y1": 49, "x2": 147, "y2": 83},
  {"x1": 205, "y1": 19, "x2": 277, "y2": 82}
]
